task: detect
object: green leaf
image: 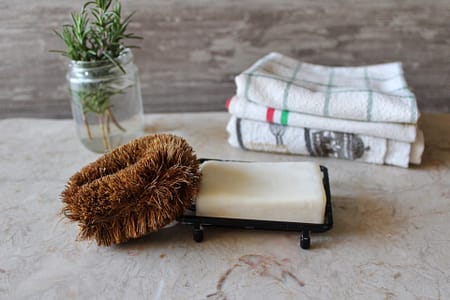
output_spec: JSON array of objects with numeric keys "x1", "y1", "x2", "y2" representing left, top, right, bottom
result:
[
  {"x1": 52, "y1": 0, "x2": 142, "y2": 77},
  {"x1": 103, "y1": 51, "x2": 126, "y2": 74},
  {"x1": 82, "y1": 1, "x2": 96, "y2": 11}
]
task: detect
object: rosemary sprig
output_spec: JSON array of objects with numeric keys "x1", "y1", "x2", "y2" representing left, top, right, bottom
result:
[
  {"x1": 72, "y1": 83, "x2": 126, "y2": 145},
  {"x1": 52, "y1": 0, "x2": 142, "y2": 66},
  {"x1": 52, "y1": 0, "x2": 142, "y2": 152}
]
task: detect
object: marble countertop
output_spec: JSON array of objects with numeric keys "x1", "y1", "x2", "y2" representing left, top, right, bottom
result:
[{"x1": 1, "y1": 112, "x2": 449, "y2": 299}]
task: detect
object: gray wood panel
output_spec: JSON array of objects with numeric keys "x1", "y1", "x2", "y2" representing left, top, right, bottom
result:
[{"x1": 1, "y1": 0, "x2": 449, "y2": 118}]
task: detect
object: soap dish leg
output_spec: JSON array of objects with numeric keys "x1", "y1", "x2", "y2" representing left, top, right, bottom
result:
[
  {"x1": 300, "y1": 230, "x2": 311, "y2": 249},
  {"x1": 193, "y1": 225, "x2": 204, "y2": 243}
]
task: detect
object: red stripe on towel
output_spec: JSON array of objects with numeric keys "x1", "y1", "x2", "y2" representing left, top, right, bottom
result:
[
  {"x1": 225, "y1": 97, "x2": 232, "y2": 109},
  {"x1": 266, "y1": 107, "x2": 275, "y2": 123}
]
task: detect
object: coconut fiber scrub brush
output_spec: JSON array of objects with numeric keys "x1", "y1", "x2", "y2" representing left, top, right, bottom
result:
[{"x1": 61, "y1": 134, "x2": 201, "y2": 246}]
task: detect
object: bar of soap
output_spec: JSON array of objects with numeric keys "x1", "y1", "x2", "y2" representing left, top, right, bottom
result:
[{"x1": 196, "y1": 161, "x2": 326, "y2": 224}]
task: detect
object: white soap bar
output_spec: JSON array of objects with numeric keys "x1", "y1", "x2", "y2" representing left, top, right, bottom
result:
[{"x1": 196, "y1": 161, "x2": 327, "y2": 224}]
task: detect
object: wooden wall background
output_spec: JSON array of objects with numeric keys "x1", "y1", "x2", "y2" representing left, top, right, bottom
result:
[{"x1": 1, "y1": 0, "x2": 449, "y2": 118}]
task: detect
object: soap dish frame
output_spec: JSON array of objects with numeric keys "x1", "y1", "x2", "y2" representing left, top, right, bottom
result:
[{"x1": 178, "y1": 159, "x2": 333, "y2": 250}]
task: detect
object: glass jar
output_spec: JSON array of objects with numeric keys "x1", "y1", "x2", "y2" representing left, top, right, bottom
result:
[{"x1": 67, "y1": 48, "x2": 144, "y2": 153}]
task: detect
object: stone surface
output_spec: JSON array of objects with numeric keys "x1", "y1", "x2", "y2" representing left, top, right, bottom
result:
[
  {"x1": 1, "y1": 0, "x2": 450, "y2": 118},
  {"x1": 1, "y1": 112, "x2": 450, "y2": 299}
]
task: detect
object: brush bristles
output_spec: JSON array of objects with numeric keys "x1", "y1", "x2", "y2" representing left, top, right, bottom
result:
[{"x1": 61, "y1": 134, "x2": 201, "y2": 246}]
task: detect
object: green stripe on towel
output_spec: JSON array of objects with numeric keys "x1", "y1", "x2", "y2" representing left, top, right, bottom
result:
[
  {"x1": 244, "y1": 56, "x2": 273, "y2": 101},
  {"x1": 409, "y1": 93, "x2": 417, "y2": 123},
  {"x1": 282, "y1": 62, "x2": 302, "y2": 110},
  {"x1": 241, "y1": 72, "x2": 415, "y2": 99},
  {"x1": 281, "y1": 110, "x2": 289, "y2": 125},
  {"x1": 364, "y1": 67, "x2": 373, "y2": 121},
  {"x1": 323, "y1": 68, "x2": 335, "y2": 117}
]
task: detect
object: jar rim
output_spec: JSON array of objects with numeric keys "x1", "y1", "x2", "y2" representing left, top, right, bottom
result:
[{"x1": 69, "y1": 48, "x2": 133, "y2": 70}]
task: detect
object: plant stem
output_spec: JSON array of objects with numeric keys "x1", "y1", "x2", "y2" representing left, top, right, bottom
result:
[
  {"x1": 104, "y1": 117, "x2": 112, "y2": 151},
  {"x1": 83, "y1": 112, "x2": 93, "y2": 140},
  {"x1": 105, "y1": 110, "x2": 111, "y2": 134},
  {"x1": 98, "y1": 113, "x2": 111, "y2": 152},
  {"x1": 107, "y1": 108, "x2": 126, "y2": 132}
]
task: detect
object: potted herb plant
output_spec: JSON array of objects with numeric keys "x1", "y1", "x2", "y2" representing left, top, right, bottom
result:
[{"x1": 52, "y1": 0, "x2": 144, "y2": 153}]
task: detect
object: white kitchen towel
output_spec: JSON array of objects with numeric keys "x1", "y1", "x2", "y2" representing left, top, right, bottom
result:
[
  {"x1": 409, "y1": 130, "x2": 425, "y2": 165},
  {"x1": 226, "y1": 116, "x2": 424, "y2": 168},
  {"x1": 227, "y1": 95, "x2": 417, "y2": 142},
  {"x1": 235, "y1": 52, "x2": 419, "y2": 123}
]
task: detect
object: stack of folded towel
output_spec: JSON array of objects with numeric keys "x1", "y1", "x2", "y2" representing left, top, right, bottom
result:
[{"x1": 226, "y1": 52, "x2": 425, "y2": 167}]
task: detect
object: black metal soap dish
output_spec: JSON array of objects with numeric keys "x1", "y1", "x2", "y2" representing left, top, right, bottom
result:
[{"x1": 178, "y1": 159, "x2": 333, "y2": 250}]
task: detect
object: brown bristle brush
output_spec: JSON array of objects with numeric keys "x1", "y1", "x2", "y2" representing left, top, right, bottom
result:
[{"x1": 61, "y1": 134, "x2": 201, "y2": 246}]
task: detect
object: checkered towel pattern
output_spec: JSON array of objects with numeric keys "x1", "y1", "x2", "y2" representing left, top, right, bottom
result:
[
  {"x1": 235, "y1": 52, "x2": 419, "y2": 124},
  {"x1": 227, "y1": 53, "x2": 424, "y2": 167},
  {"x1": 226, "y1": 96, "x2": 417, "y2": 142}
]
